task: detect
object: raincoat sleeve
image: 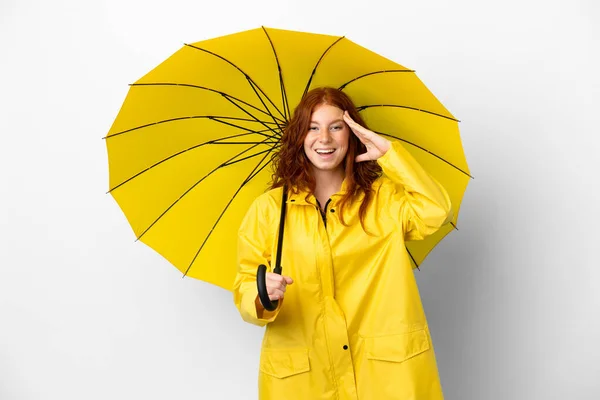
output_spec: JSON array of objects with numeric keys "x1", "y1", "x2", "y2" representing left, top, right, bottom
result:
[
  {"x1": 377, "y1": 141, "x2": 453, "y2": 241},
  {"x1": 232, "y1": 195, "x2": 283, "y2": 327}
]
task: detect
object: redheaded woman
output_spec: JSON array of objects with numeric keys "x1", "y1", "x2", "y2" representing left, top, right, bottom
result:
[{"x1": 233, "y1": 87, "x2": 452, "y2": 400}]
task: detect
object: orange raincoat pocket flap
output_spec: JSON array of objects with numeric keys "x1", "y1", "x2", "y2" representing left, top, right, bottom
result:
[
  {"x1": 365, "y1": 329, "x2": 430, "y2": 363},
  {"x1": 259, "y1": 349, "x2": 311, "y2": 379}
]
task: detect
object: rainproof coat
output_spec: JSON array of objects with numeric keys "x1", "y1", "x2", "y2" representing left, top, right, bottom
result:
[{"x1": 233, "y1": 141, "x2": 453, "y2": 400}]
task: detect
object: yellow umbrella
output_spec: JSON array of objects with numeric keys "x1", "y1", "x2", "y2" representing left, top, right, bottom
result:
[{"x1": 104, "y1": 26, "x2": 471, "y2": 291}]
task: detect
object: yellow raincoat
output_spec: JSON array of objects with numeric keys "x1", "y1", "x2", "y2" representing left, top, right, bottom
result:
[{"x1": 233, "y1": 141, "x2": 453, "y2": 399}]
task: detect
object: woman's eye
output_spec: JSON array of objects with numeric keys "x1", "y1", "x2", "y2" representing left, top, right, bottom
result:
[
  {"x1": 331, "y1": 125, "x2": 342, "y2": 130},
  {"x1": 309, "y1": 126, "x2": 318, "y2": 131}
]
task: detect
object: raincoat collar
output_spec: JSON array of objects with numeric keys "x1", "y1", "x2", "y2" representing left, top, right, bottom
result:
[{"x1": 286, "y1": 179, "x2": 350, "y2": 206}]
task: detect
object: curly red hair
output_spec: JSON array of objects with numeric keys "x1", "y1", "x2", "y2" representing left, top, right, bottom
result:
[{"x1": 270, "y1": 87, "x2": 382, "y2": 228}]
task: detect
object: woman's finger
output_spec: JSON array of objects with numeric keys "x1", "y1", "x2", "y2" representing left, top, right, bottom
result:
[
  {"x1": 271, "y1": 283, "x2": 286, "y2": 293},
  {"x1": 267, "y1": 282, "x2": 286, "y2": 293},
  {"x1": 355, "y1": 153, "x2": 372, "y2": 163},
  {"x1": 266, "y1": 278, "x2": 286, "y2": 292},
  {"x1": 266, "y1": 273, "x2": 286, "y2": 286},
  {"x1": 264, "y1": 272, "x2": 293, "y2": 301},
  {"x1": 343, "y1": 111, "x2": 366, "y2": 130},
  {"x1": 267, "y1": 273, "x2": 294, "y2": 286},
  {"x1": 269, "y1": 289, "x2": 285, "y2": 301}
]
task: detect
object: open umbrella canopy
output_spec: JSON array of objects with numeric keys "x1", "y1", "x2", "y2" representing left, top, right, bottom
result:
[{"x1": 105, "y1": 26, "x2": 471, "y2": 291}]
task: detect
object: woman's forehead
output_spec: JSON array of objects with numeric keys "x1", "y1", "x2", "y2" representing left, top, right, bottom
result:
[{"x1": 311, "y1": 104, "x2": 344, "y2": 122}]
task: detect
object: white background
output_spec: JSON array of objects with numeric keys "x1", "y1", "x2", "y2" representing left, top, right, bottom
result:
[{"x1": 1, "y1": 0, "x2": 599, "y2": 399}]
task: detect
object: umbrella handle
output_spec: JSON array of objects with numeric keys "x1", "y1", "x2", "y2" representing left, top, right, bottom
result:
[{"x1": 257, "y1": 264, "x2": 281, "y2": 312}]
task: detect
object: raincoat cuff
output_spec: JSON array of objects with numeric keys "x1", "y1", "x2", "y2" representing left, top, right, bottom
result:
[
  {"x1": 255, "y1": 295, "x2": 283, "y2": 321},
  {"x1": 375, "y1": 140, "x2": 454, "y2": 231},
  {"x1": 377, "y1": 140, "x2": 446, "y2": 197},
  {"x1": 376, "y1": 141, "x2": 412, "y2": 176},
  {"x1": 239, "y1": 289, "x2": 281, "y2": 326}
]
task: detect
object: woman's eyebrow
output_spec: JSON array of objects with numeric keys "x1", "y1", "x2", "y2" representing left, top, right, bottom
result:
[{"x1": 310, "y1": 119, "x2": 344, "y2": 124}]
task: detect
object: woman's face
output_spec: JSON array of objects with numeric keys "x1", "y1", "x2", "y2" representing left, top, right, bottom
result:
[{"x1": 303, "y1": 103, "x2": 350, "y2": 174}]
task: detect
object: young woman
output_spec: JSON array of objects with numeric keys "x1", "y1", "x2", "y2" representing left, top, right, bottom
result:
[{"x1": 232, "y1": 87, "x2": 453, "y2": 399}]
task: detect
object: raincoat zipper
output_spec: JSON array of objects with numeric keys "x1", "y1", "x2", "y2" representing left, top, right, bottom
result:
[
  {"x1": 316, "y1": 198, "x2": 332, "y2": 227},
  {"x1": 314, "y1": 197, "x2": 344, "y2": 400}
]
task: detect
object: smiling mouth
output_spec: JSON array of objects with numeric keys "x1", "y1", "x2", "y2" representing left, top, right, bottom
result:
[{"x1": 315, "y1": 149, "x2": 336, "y2": 154}]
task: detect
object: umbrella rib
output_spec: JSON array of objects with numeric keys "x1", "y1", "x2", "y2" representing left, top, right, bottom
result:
[
  {"x1": 221, "y1": 146, "x2": 279, "y2": 168},
  {"x1": 210, "y1": 141, "x2": 277, "y2": 145},
  {"x1": 108, "y1": 131, "x2": 278, "y2": 192},
  {"x1": 376, "y1": 131, "x2": 473, "y2": 179},
  {"x1": 221, "y1": 95, "x2": 283, "y2": 138},
  {"x1": 337, "y1": 69, "x2": 415, "y2": 90},
  {"x1": 210, "y1": 117, "x2": 280, "y2": 143},
  {"x1": 104, "y1": 115, "x2": 278, "y2": 139},
  {"x1": 183, "y1": 145, "x2": 278, "y2": 277},
  {"x1": 135, "y1": 138, "x2": 276, "y2": 241},
  {"x1": 245, "y1": 150, "x2": 278, "y2": 183},
  {"x1": 302, "y1": 36, "x2": 345, "y2": 98},
  {"x1": 406, "y1": 246, "x2": 420, "y2": 270},
  {"x1": 245, "y1": 79, "x2": 285, "y2": 131},
  {"x1": 184, "y1": 43, "x2": 287, "y2": 121},
  {"x1": 130, "y1": 83, "x2": 286, "y2": 125},
  {"x1": 358, "y1": 104, "x2": 460, "y2": 122},
  {"x1": 261, "y1": 26, "x2": 291, "y2": 120}
]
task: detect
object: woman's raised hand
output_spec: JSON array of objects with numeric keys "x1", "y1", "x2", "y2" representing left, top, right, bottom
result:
[{"x1": 343, "y1": 111, "x2": 391, "y2": 162}]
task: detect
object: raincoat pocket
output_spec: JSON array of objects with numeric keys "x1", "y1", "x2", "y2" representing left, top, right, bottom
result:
[
  {"x1": 365, "y1": 328, "x2": 430, "y2": 363},
  {"x1": 259, "y1": 348, "x2": 311, "y2": 379}
]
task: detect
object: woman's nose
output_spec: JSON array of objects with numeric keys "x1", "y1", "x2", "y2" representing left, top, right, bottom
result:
[{"x1": 318, "y1": 130, "x2": 332, "y2": 142}]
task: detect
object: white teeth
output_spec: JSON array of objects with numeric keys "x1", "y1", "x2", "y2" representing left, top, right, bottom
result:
[{"x1": 316, "y1": 149, "x2": 335, "y2": 154}]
